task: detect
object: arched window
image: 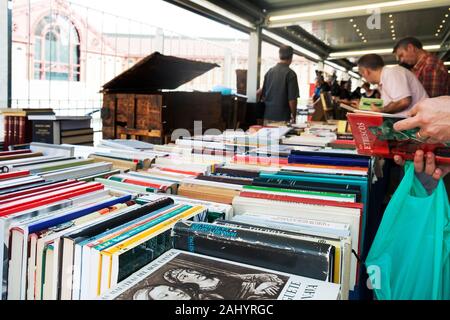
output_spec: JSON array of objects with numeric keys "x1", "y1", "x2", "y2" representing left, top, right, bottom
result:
[{"x1": 34, "y1": 13, "x2": 80, "y2": 81}]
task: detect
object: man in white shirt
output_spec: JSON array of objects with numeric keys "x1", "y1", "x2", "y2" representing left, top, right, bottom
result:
[{"x1": 357, "y1": 54, "x2": 428, "y2": 116}]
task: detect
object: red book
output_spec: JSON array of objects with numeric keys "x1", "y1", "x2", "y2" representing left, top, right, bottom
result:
[
  {"x1": 0, "y1": 180, "x2": 79, "y2": 201},
  {"x1": 239, "y1": 191, "x2": 364, "y2": 211},
  {"x1": 0, "y1": 170, "x2": 30, "y2": 181},
  {"x1": 0, "y1": 181, "x2": 86, "y2": 205},
  {"x1": 347, "y1": 113, "x2": 450, "y2": 164},
  {"x1": 111, "y1": 177, "x2": 167, "y2": 191},
  {"x1": 158, "y1": 167, "x2": 201, "y2": 176},
  {"x1": 4, "y1": 116, "x2": 10, "y2": 151},
  {"x1": 232, "y1": 155, "x2": 288, "y2": 166},
  {"x1": 18, "y1": 116, "x2": 25, "y2": 145},
  {"x1": 13, "y1": 116, "x2": 19, "y2": 147},
  {"x1": 0, "y1": 182, "x2": 104, "y2": 217}
]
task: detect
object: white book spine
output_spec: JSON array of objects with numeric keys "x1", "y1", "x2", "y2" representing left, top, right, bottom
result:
[{"x1": 71, "y1": 243, "x2": 83, "y2": 300}]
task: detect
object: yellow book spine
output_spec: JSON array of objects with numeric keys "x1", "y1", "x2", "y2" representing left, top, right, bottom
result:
[
  {"x1": 101, "y1": 206, "x2": 205, "y2": 290},
  {"x1": 104, "y1": 206, "x2": 204, "y2": 255}
]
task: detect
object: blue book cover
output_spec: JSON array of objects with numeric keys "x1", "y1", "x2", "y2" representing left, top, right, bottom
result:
[
  {"x1": 288, "y1": 154, "x2": 369, "y2": 167},
  {"x1": 28, "y1": 195, "x2": 133, "y2": 234},
  {"x1": 77, "y1": 203, "x2": 180, "y2": 247}
]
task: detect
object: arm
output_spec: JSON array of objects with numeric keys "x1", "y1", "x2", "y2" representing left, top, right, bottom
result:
[
  {"x1": 289, "y1": 100, "x2": 297, "y2": 123},
  {"x1": 378, "y1": 97, "x2": 411, "y2": 114},
  {"x1": 422, "y1": 65, "x2": 447, "y2": 98},
  {"x1": 393, "y1": 96, "x2": 450, "y2": 143},
  {"x1": 287, "y1": 72, "x2": 300, "y2": 123},
  {"x1": 256, "y1": 88, "x2": 263, "y2": 102}
]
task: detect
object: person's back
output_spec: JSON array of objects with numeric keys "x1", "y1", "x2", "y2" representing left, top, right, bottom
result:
[{"x1": 261, "y1": 46, "x2": 299, "y2": 125}]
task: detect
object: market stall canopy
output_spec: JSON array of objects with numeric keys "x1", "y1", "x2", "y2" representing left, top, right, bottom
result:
[{"x1": 165, "y1": 0, "x2": 450, "y2": 68}]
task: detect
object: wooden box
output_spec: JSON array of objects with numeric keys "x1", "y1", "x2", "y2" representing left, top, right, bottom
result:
[{"x1": 101, "y1": 53, "x2": 224, "y2": 144}]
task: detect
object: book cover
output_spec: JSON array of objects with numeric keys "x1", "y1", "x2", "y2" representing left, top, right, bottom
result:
[
  {"x1": 347, "y1": 113, "x2": 450, "y2": 164},
  {"x1": 359, "y1": 98, "x2": 384, "y2": 111},
  {"x1": 101, "y1": 250, "x2": 341, "y2": 300},
  {"x1": 31, "y1": 120, "x2": 57, "y2": 144},
  {"x1": 172, "y1": 221, "x2": 335, "y2": 282}
]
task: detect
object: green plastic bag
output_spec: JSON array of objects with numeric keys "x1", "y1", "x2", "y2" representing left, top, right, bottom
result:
[{"x1": 366, "y1": 162, "x2": 450, "y2": 300}]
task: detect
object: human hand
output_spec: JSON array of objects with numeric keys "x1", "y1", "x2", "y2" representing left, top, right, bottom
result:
[
  {"x1": 393, "y1": 97, "x2": 450, "y2": 144},
  {"x1": 290, "y1": 116, "x2": 297, "y2": 125},
  {"x1": 370, "y1": 103, "x2": 381, "y2": 112},
  {"x1": 350, "y1": 100, "x2": 360, "y2": 108},
  {"x1": 394, "y1": 150, "x2": 450, "y2": 180}
]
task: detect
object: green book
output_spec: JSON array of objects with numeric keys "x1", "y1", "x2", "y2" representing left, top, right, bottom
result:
[
  {"x1": 359, "y1": 97, "x2": 384, "y2": 111},
  {"x1": 243, "y1": 185, "x2": 356, "y2": 201}
]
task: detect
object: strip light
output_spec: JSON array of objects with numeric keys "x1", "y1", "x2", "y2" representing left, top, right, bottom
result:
[
  {"x1": 324, "y1": 60, "x2": 347, "y2": 72},
  {"x1": 329, "y1": 44, "x2": 441, "y2": 58},
  {"x1": 444, "y1": 62, "x2": 450, "y2": 66},
  {"x1": 189, "y1": 0, "x2": 255, "y2": 29},
  {"x1": 269, "y1": 0, "x2": 431, "y2": 22},
  {"x1": 262, "y1": 30, "x2": 321, "y2": 60}
]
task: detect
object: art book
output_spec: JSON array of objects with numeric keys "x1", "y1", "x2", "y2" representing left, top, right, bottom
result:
[
  {"x1": 347, "y1": 113, "x2": 450, "y2": 164},
  {"x1": 100, "y1": 249, "x2": 341, "y2": 300}
]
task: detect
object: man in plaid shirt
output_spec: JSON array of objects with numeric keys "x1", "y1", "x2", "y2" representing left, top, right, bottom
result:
[{"x1": 393, "y1": 37, "x2": 449, "y2": 98}]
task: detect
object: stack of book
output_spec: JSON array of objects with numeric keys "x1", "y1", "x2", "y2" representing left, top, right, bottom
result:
[
  {"x1": 0, "y1": 131, "x2": 387, "y2": 301},
  {"x1": 1, "y1": 108, "x2": 55, "y2": 151},
  {"x1": 0, "y1": 149, "x2": 213, "y2": 300},
  {"x1": 28, "y1": 115, "x2": 93, "y2": 146}
]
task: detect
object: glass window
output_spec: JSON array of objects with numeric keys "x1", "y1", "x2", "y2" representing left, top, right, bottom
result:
[{"x1": 34, "y1": 13, "x2": 80, "y2": 82}]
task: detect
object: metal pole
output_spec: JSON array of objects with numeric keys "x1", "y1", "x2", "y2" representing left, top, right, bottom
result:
[
  {"x1": 0, "y1": 0, "x2": 11, "y2": 108},
  {"x1": 246, "y1": 25, "x2": 262, "y2": 103}
]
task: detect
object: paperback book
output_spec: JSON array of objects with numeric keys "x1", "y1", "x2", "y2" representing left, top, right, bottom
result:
[{"x1": 347, "y1": 113, "x2": 450, "y2": 164}]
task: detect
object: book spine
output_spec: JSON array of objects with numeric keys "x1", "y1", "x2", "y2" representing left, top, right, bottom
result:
[
  {"x1": 9, "y1": 116, "x2": 15, "y2": 148},
  {"x1": 108, "y1": 176, "x2": 167, "y2": 191},
  {"x1": 172, "y1": 221, "x2": 332, "y2": 282},
  {"x1": 239, "y1": 191, "x2": 363, "y2": 210},
  {"x1": 18, "y1": 116, "x2": 25, "y2": 145},
  {"x1": 93, "y1": 205, "x2": 191, "y2": 251},
  {"x1": 12, "y1": 116, "x2": 18, "y2": 147},
  {"x1": 0, "y1": 183, "x2": 105, "y2": 217},
  {"x1": 243, "y1": 185, "x2": 353, "y2": 200},
  {"x1": 3, "y1": 116, "x2": 9, "y2": 151},
  {"x1": 64, "y1": 198, "x2": 175, "y2": 241}
]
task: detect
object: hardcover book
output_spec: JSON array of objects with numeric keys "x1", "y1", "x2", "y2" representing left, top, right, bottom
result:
[
  {"x1": 172, "y1": 221, "x2": 335, "y2": 282},
  {"x1": 347, "y1": 113, "x2": 450, "y2": 164},
  {"x1": 100, "y1": 250, "x2": 341, "y2": 300}
]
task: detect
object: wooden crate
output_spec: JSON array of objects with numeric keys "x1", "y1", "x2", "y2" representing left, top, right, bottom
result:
[{"x1": 102, "y1": 91, "x2": 224, "y2": 145}]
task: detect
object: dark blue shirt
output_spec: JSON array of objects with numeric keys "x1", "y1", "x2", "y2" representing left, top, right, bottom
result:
[{"x1": 262, "y1": 63, "x2": 300, "y2": 121}]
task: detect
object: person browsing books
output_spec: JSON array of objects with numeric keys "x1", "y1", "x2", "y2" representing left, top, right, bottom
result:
[
  {"x1": 393, "y1": 37, "x2": 449, "y2": 97},
  {"x1": 361, "y1": 82, "x2": 380, "y2": 99},
  {"x1": 357, "y1": 54, "x2": 428, "y2": 116},
  {"x1": 258, "y1": 45, "x2": 300, "y2": 126}
]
